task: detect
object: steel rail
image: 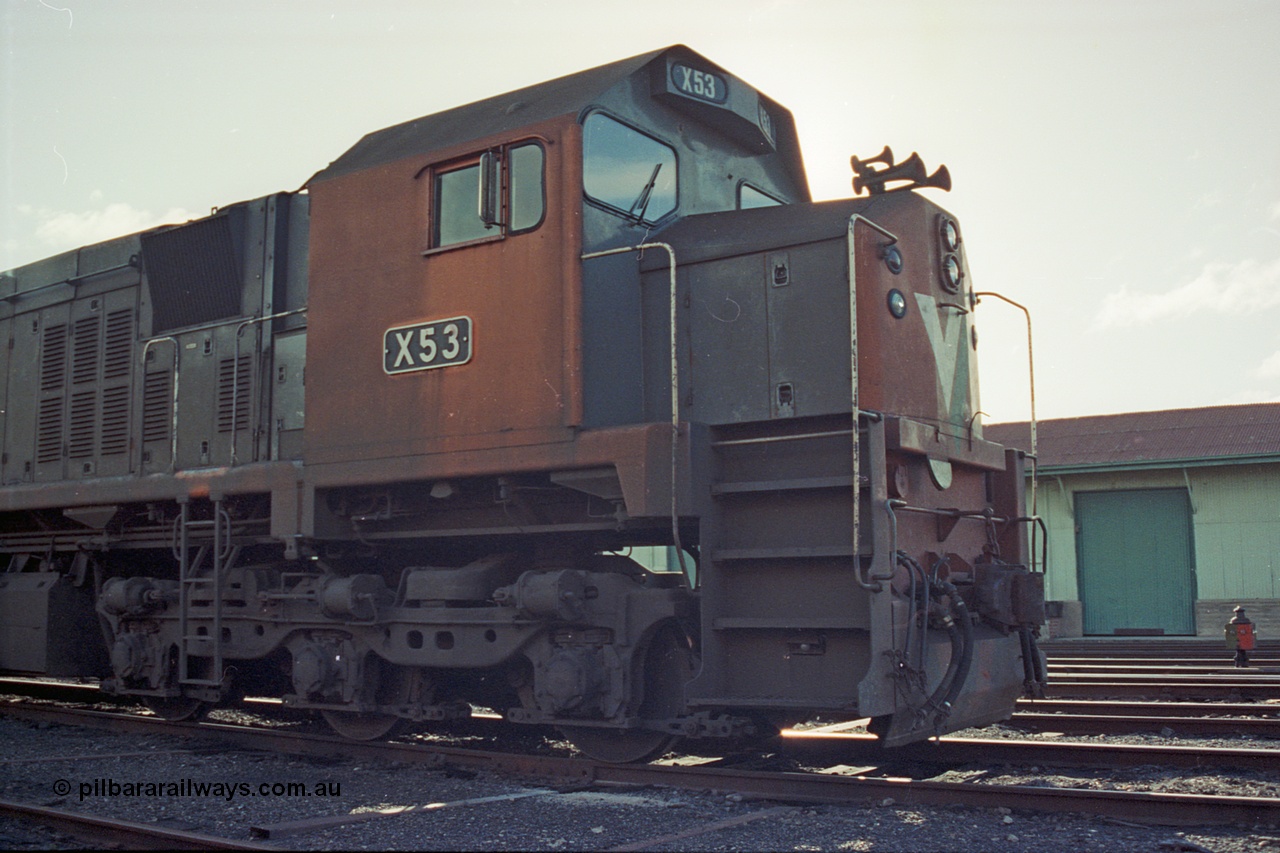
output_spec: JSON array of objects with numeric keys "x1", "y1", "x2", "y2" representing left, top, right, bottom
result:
[
  {"x1": 781, "y1": 731, "x2": 1280, "y2": 771},
  {"x1": 4, "y1": 678, "x2": 1277, "y2": 737},
  {"x1": 1045, "y1": 680, "x2": 1280, "y2": 701},
  {"x1": 1016, "y1": 698, "x2": 1280, "y2": 717},
  {"x1": 1048, "y1": 659, "x2": 1280, "y2": 670},
  {"x1": 5, "y1": 676, "x2": 1277, "y2": 726},
  {"x1": 0, "y1": 798, "x2": 273, "y2": 850},
  {"x1": 1008, "y1": 711, "x2": 1280, "y2": 738},
  {"x1": 3, "y1": 703, "x2": 1279, "y2": 827},
  {"x1": 1047, "y1": 670, "x2": 1280, "y2": 681},
  {"x1": 1042, "y1": 641, "x2": 1280, "y2": 657}
]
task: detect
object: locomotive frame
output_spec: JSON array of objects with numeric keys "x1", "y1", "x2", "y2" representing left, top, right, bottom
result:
[{"x1": 0, "y1": 45, "x2": 1044, "y2": 762}]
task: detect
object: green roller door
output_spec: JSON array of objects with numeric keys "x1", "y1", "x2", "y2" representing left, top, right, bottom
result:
[{"x1": 1075, "y1": 488, "x2": 1195, "y2": 636}]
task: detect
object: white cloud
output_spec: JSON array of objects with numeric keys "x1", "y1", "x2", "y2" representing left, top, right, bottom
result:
[
  {"x1": 1272, "y1": 200, "x2": 1280, "y2": 221},
  {"x1": 1257, "y1": 351, "x2": 1280, "y2": 380},
  {"x1": 1089, "y1": 256, "x2": 1280, "y2": 330},
  {"x1": 1211, "y1": 386, "x2": 1280, "y2": 407},
  {"x1": 32, "y1": 202, "x2": 198, "y2": 251},
  {"x1": 3, "y1": 201, "x2": 201, "y2": 271}
]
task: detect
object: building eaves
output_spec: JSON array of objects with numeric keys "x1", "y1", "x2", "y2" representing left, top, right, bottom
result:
[{"x1": 985, "y1": 402, "x2": 1280, "y2": 471}]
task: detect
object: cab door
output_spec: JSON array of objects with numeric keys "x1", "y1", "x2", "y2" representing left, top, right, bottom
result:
[{"x1": 304, "y1": 125, "x2": 579, "y2": 469}]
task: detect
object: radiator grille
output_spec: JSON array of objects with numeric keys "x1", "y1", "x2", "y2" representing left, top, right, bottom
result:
[
  {"x1": 40, "y1": 324, "x2": 68, "y2": 392},
  {"x1": 103, "y1": 309, "x2": 134, "y2": 379},
  {"x1": 217, "y1": 355, "x2": 252, "y2": 433},
  {"x1": 142, "y1": 212, "x2": 244, "y2": 335},
  {"x1": 71, "y1": 315, "x2": 101, "y2": 385},
  {"x1": 142, "y1": 371, "x2": 173, "y2": 444},
  {"x1": 100, "y1": 386, "x2": 131, "y2": 456},
  {"x1": 68, "y1": 390, "x2": 98, "y2": 459},
  {"x1": 37, "y1": 397, "x2": 64, "y2": 463}
]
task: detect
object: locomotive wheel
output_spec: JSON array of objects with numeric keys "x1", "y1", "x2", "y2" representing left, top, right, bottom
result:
[
  {"x1": 143, "y1": 696, "x2": 209, "y2": 722},
  {"x1": 320, "y1": 665, "x2": 428, "y2": 741},
  {"x1": 561, "y1": 623, "x2": 694, "y2": 764},
  {"x1": 321, "y1": 708, "x2": 404, "y2": 741}
]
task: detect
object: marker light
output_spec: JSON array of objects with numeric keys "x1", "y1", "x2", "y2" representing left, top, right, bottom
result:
[
  {"x1": 887, "y1": 289, "x2": 908, "y2": 319},
  {"x1": 883, "y1": 246, "x2": 904, "y2": 274},
  {"x1": 942, "y1": 254, "x2": 963, "y2": 293},
  {"x1": 941, "y1": 218, "x2": 961, "y2": 252}
]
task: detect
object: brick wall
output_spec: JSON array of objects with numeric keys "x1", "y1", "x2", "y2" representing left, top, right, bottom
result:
[{"x1": 1195, "y1": 599, "x2": 1280, "y2": 641}]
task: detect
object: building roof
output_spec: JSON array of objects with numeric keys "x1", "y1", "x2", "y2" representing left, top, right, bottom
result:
[{"x1": 984, "y1": 402, "x2": 1280, "y2": 472}]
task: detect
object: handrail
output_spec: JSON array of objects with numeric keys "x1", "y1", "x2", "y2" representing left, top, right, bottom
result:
[
  {"x1": 974, "y1": 290, "x2": 1040, "y2": 571},
  {"x1": 580, "y1": 243, "x2": 687, "y2": 576},
  {"x1": 848, "y1": 215, "x2": 899, "y2": 591},
  {"x1": 230, "y1": 307, "x2": 308, "y2": 466},
  {"x1": 139, "y1": 307, "x2": 307, "y2": 473},
  {"x1": 140, "y1": 337, "x2": 180, "y2": 472}
]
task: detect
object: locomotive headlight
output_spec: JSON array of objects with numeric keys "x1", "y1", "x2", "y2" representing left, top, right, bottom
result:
[
  {"x1": 883, "y1": 245, "x2": 904, "y2": 275},
  {"x1": 941, "y1": 218, "x2": 961, "y2": 252},
  {"x1": 941, "y1": 254, "x2": 963, "y2": 293},
  {"x1": 887, "y1": 288, "x2": 908, "y2": 319}
]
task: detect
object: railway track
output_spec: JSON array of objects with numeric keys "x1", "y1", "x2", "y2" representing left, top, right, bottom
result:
[
  {"x1": 0, "y1": 798, "x2": 273, "y2": 850},
  {"x1": 1038, "y1": 644, "x2": 1280, "y2": 701},
  {"x1": 1009, "y1": 710, "x2": 1280, "y2": 738},
  {"x1": 1042, "y1": 673, "x2": 1280, "y2": 701},
  {"x1": 780, "y1": 727, "x2": 1280, "y2": 771},
  {"x1": 4, "y1": 676, "x2": 1279, "y2": 744},
  {"x1": 1042, "y1": 639, "x2": 1280, "y2": 657},
  {"x1": 2, "y1": 699, "x2": 1277, "y2": 829},
  {"x1": 1018, "y1": 698, "x2": 1280, "y2": 717}
]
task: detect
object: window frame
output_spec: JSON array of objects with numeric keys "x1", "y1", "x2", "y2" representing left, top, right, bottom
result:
[
  {"x1": 737, "y1": 181, "x2": 785, "y2": 209},
  {"x1": 580, "y1": 110, "x2": 679, "y2": 226},
  {"x1": 422, "y1": 138, "x2": 547, "y2": 255}
]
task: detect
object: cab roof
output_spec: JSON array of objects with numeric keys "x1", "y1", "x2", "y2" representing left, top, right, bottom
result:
[{"x1": 308, "y1": 45, "x2": 804, "y2": 190}]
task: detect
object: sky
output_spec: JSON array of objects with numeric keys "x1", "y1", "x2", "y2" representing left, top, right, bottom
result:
[{"x1": 2, "y1": 0, "x2": 1279, "y2": 424}]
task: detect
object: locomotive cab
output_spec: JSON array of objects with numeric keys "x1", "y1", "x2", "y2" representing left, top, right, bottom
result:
[{"x1": 303, "y1": 45, "x2": 806, "y2": 474}]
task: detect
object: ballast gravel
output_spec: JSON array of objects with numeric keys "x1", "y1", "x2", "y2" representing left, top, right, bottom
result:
[{"x1": 0, "y1": 712, "x2": 1278, "y2": 852}]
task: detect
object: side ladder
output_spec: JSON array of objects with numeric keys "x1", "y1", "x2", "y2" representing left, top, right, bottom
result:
[{"x1": 175, "y1": 498, "x2": 235, "y2": 688}]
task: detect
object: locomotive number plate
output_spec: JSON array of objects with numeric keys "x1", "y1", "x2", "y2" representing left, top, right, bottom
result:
[
  {"x1": 383, "y1": 316, "x2": 472, "y2": 375},
  {"x1": 670, "y1": 62, "x2": 727, "y2": 104}
]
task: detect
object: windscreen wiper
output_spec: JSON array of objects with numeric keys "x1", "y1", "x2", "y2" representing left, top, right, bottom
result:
[{"x1": 627, "y1": 162, "x2": 663, "y2": 223}]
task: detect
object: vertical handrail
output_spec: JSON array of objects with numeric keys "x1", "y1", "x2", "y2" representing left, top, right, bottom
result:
[
  {"x1": 848, "y1": 215, "x2": 899, "y2": 591},
  {"x1": 230, "y1": 307, "x2": 307, "y2": 466},
  {"x1": 974, "y1": 291, "x2": 1039, "y2": 570},
  {"x1": 176, "y1": 498, "x2": 191, "y2": 684},
  {"x1": 140, "y1": 337, "x2": 179, "y2": 472},
  {"x1": 176, "y1": 500, "x2": 230, "y2": 687},
  {"x1": 580, "y1": 243, "x2": 687, "y2": 575},
  {"x1": 210, "y1": 498, "x2": 226, "y2": 682}
]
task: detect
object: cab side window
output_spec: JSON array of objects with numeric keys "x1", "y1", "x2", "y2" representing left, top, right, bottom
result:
[
  {"x1": 430, "y1": 141, "x2": 545, "y2": 250},
  {"x1": 738, "y1": 183, "x2": 783, "y2": 209},
  {"x1": 508, "y1": 144, "x2": 545, "y2": 232},
  {"x1": 582, "y1": 113, "x2": 677, "y2": 224},
  {"x1": 435, "y1": 162, "x2": 494, "y2": 246}
]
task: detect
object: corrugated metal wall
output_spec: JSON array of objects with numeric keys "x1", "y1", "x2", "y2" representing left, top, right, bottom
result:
[
  {"x1": 1031, "y1": 462, "x2": 1280, "y2": 636},
  {"x1": 1187, "y1": 466, "x2": 1280, "y2": 600}
]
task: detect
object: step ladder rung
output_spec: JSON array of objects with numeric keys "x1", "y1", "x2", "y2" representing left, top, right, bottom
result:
[
  {"x1": 712, "y1": 475, "x2": 857, "y2": 496},
  {"x1": 711, "y1": 545, "x2": 855, "y2": 561}
]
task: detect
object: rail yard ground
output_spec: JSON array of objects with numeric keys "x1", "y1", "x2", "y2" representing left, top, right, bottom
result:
[{"x1": 1, "y1": 701, "x2": 1278, "y2": 852}]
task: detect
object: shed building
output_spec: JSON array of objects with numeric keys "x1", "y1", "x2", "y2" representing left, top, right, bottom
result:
[{"x1": 986, "y1": 403, "x2": 1280, "y2": 639}]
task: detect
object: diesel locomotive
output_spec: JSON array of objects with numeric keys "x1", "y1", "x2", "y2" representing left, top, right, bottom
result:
[{"x1": 0, "y1": 46, "x2": 1044, "y2": 762}]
